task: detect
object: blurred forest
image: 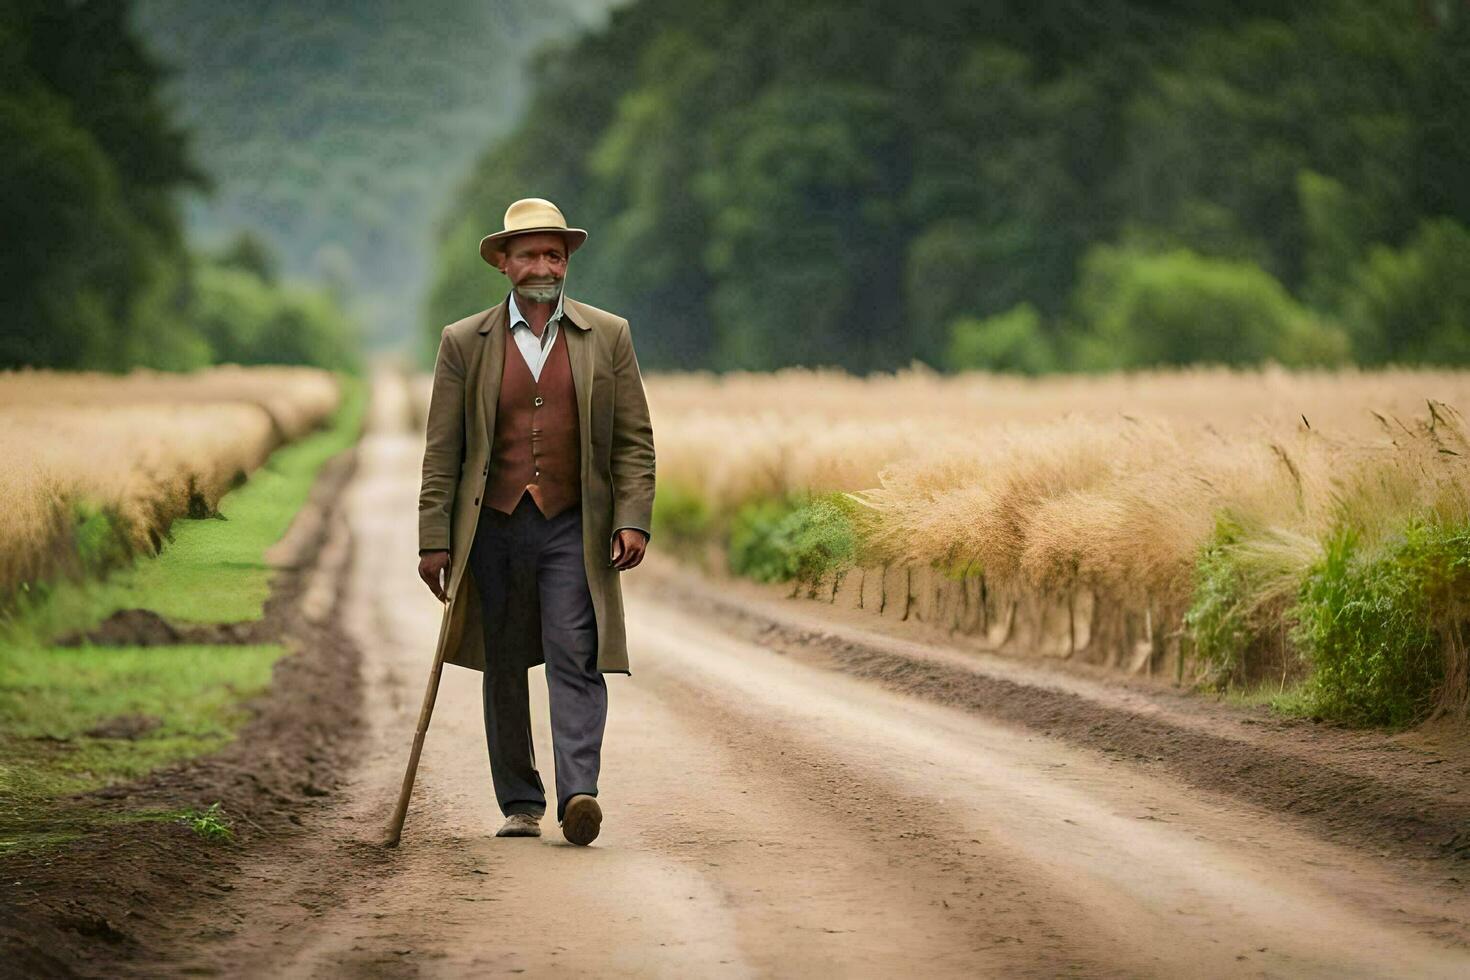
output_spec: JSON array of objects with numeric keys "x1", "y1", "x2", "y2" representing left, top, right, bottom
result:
[
  {"x1": 6, "y1": 0, "x2": 1466, "y2": 374},
  {"x1": 1, "y1": 0, "x2": 359, "y2": 372},
  {"x1": 130, "y1": 0, "x2": 615, "y2": 350},
  {"x1": 428, "y1": 0, "x2": 1470, "y2": 373}
]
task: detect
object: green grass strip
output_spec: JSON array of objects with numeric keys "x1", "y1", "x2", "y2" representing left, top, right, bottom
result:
[
  {"x1": 0, "y1": 642, "x2": 288, "y2": 842},
  {"x1": 0, "y1": 371, "x2": 367, "y2": 854}
]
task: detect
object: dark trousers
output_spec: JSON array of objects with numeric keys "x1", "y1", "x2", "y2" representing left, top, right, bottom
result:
[{"x1": 467, "y1": 490, "x2": 607, "y2": 824}]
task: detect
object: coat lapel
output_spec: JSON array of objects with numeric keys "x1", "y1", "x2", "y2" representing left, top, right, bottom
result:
[
  {"x1": 561, "y1": 303, "x2": 595, "y2": 484},
  {"x1": 475, "y1": 298, "x2": 509, "y2": 447}
]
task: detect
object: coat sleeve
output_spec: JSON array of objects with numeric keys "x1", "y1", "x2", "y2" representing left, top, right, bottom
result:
[
  {"x1": 419, "y1": 325, "x2": 466, "y2": 553},
  {"x1": 608, "y1": 318, "x2": 656, "y2": 543}
]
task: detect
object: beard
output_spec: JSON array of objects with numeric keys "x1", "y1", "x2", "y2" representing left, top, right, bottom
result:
[{"x1": 515, "y1": 278, "x2": 562, "y2": 304}]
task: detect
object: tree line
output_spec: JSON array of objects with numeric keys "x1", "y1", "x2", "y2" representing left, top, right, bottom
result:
[
  {"x1": 1, "y1": 0, "x2": 358, "y2": 373},
  {"x1": 426, "y1": 0, "x2": 1470, "y2": 374}
]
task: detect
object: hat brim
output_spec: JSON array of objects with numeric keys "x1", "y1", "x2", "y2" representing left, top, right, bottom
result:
[{"x1": 479, "y1": 227, "x2": 588, "y2": 266}]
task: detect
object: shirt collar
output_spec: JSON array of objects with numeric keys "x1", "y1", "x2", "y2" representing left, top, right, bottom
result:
[{"x1": 506, "y1": 281, "x2": 566, "y2": 330}]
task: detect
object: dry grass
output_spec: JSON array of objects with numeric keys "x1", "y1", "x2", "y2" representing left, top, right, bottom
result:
[
  {"x1": 0, "y1": 366, "x2": 341, "y2": 602},
  {"x1": 406, "y1": 363, "x2": 1470, "y2": 550},
  {"x1": 641, "y1": 365, "x2": 1470, "y2": 610},
  {"x1": 645, "y1": 363, "x2": 1470, "y2": 435},
  {"x1": 404, "y1": 362, "x2": 1470, "y2": 604}
]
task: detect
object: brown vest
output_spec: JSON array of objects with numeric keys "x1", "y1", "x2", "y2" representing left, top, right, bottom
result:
[{"x1": 483, "y1": 322, "x2": 581, "y2": 518}]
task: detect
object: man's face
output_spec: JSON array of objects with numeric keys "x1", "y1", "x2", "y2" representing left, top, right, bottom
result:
[{"x1": 499, "y1": 232, "x2": 569, "y2": 304}]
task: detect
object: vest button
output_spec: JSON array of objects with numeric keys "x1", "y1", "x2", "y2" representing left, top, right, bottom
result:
[{"x1": 533, "y1": 396, "x2": 544, "y2": 407}]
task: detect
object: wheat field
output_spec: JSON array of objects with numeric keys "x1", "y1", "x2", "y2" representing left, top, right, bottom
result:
[
  {"x1": 408, "y1": 364, "x2": 1470, "y2": 597},
  {"x1": 651, "y1": 367, "x2": 1470, "y2": 721},
  {"x1": 406, "y1": 364, "x2": 1470, "y2": 718},
  {"x1": 647, "y1": 366, "x2": 1470, "y2": 605},
  {"x1": 0, "y1": 366, "x2": 342, "y2": 603}
]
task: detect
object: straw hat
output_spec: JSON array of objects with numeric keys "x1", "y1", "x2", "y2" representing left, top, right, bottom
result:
[{"x1": 478, "y1": 197, "x2": 588, "y2": 266}]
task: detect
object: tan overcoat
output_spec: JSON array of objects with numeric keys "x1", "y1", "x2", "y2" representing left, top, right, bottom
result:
[{"x1": 417, "y1": 295, "x2": 655, "y2": 674}]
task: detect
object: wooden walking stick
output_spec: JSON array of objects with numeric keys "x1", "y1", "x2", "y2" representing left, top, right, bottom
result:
[{"x1": 385, "y1": 573, "x2": 452, "y2": 848}]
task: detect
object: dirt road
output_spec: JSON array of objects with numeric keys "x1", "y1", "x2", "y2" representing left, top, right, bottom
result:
[{"x1": 141, "y1": 370, "x2": 1470, "y2": 978}]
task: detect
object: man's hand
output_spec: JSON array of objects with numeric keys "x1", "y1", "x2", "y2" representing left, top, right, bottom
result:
[
  {"x1": 419, "y1": 549, "x2": 451, "y2": 602},
  {"x1": 609, "y1": 529, "x2": 648, "y2": 571}
]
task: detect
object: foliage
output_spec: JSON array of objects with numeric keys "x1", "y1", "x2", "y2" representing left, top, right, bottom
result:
[
  {"x1": 1183, "y1": 515, "x2": 1257, "y2": 688},
  {"x1": 431, "y1": 0, "x2": 1470, "y2": 372},
  {"x1": 0, "y1": 0, "x2": 208, "y2": 371},
  {"x1": 213, "y1": 230, "x2": 279, "y2": 284},
  {"x1": 727, "y1": 493, "x2": 859, "y2": 586},
  {"x1": 1296, "y1": 169, "x2": 1380, "y2": 309},
  {"x1": 650, "y1": 482, "x2": 711, "y2": 555},
  {"x1": 727, "y1": 498, "x2": 802, "y2": 583},
  {"x1": 2, "y1": 5, "x2": 370, "y2": 371},
  {"x1": 1288, "y1": 520, "x2": 1470, "y2": 728},
  {"x1": 944, "y1": 303, "x2": 1056, "y2": 375},
  {"x1": 1182, "y1": 512, "x2": 1315, "y2": 690},
  {"x1": 176, "y1": 801, "x2": 233, "y2": 842},
  {"x1": 1341, "y1": 217, "x2": 1470, "y2": 366},
  {"x1": 1068, "y1": 246, "x2": 1350, "y2": 370},
  {"x1": 191, "y1": 246, "x2": 363, "y2": 373}
]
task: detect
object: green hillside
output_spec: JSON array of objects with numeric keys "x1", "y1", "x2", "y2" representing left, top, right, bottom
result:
[{"x1": 131, "y1": 0, "x2": 618, "y2": 350}]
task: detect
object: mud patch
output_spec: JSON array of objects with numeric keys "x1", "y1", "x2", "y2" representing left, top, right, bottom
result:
[
  {"x1": 54, "y1": 608, "x2": 274, "y2": 647},
  {"x1": 82, "y1": 714, "x2": 161, "y2": 741},
  {"x1": 0, "y1": 446, "x2": 364, "y2": 979}
]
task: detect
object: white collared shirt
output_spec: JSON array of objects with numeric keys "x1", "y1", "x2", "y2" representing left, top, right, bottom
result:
[{"x1": 505, "y1": 282, "x2": 566, "y2": 382}]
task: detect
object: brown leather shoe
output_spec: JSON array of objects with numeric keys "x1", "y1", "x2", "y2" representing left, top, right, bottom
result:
[
  {"x1": 495, "y1": 812, "x2": 541, "y2": 837},
  {"x1": 560, "y1": 794, "x2": 601, "y2": 846}
]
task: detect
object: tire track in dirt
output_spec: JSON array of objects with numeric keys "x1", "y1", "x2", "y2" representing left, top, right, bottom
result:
[
  {"x1": 624, "y1": 599, "x2": 1470, "y2": 977},
  {"x1": 633, "y1": 556, "x2": 1470, "y2": 875}
]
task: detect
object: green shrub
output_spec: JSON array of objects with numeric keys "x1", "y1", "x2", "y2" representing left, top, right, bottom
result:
[
  {"x1": 1183, "y1": 515, "x2": 1256, "y2": 688},
  {"x1": 727, "y1": 498, "x2": 795, "y2": 582},
  {"x1": 191, "y1": 261, "x2": 362, "y2": 373},
  {"x1": 944, "y1": 302, "x2": 1056, "y2": 375},
  {"x1": 1289, "y1": 519, "x2": 1469, "y2": 727},
  {"x1": 71, "y1": 501, "x2": 133, "y2": 577},
  {"x1": 651, "y1": 482, "x2": 711, "y2": 555},
  {"x1": 1183, "y1": 511, "x2": 1321, "y2": 690},
  {"x1": 1070, "y1": 245, "x2": 1351, "y2": 369},
  {"x1": 727, "y1": 494, "x2": 859, "y2": 586},
  {"x1": 1341, "y1": 216, "x2": 1470, "y2": 366}
]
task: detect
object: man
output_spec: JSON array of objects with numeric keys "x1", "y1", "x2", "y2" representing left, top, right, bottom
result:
[{"x1": 416, "y1": 197, "x2": 655, "y2": 847}]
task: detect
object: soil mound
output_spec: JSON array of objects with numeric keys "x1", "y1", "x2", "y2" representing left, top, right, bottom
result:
[{"x1": 54, "y1": 608, "x2": 275, "y2": 647}]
